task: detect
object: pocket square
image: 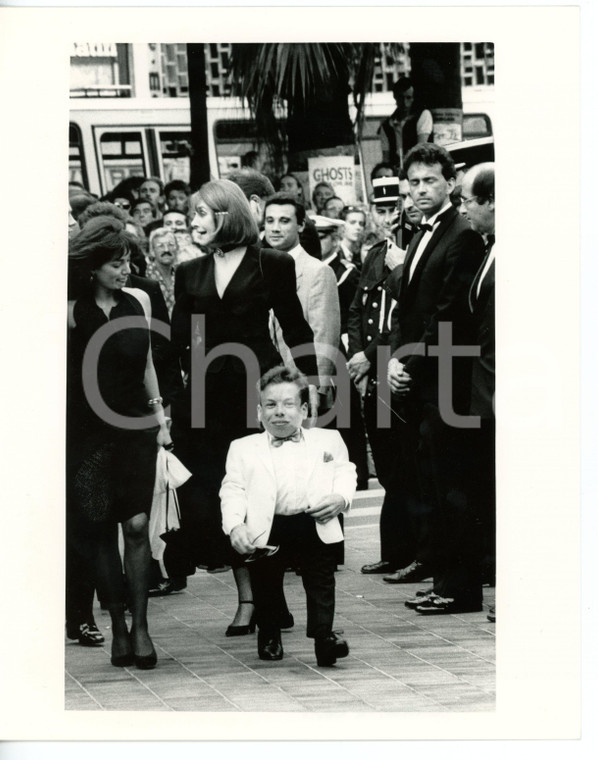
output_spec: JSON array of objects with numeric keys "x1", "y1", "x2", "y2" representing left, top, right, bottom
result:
[{"x1": 323, "y1": 451, "x2": 334, "y2": 463}]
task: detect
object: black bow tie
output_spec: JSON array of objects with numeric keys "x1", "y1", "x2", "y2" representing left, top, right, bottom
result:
[
  {"x1": 270, "y1": 430, "x2": 302, "y2": 448},
  {"x1": 485, "y1": 234, "x2": 495, "y2": 253},
  {"x1": 419, "y1": 223, "x2": 434, "y2": 233}
]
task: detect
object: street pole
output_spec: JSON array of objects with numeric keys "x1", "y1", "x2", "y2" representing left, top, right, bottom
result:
[{"x1": 187, "y1": 43, "x2": 210, "y2": 189}]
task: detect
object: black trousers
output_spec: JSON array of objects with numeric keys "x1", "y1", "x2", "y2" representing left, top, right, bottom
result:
[
  {"x1": 247, "y1": 513, "x2": 338, "y2": 640},
  {"x1": 415, "y1": 403, "x2": 482, "y2": 606}
]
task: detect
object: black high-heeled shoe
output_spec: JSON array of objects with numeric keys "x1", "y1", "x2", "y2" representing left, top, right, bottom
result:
[
  {"x1": 110, "y1": 634, "x2": 134, "y2": 667},
  {"x1": 134, "y1": 647, "x2": 157, "y2": 670},
  {"x1": 225, "y1": 601, "x2": 256, "y2": 636}
]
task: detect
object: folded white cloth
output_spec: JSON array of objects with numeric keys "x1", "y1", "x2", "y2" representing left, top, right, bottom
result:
[{"x1": 149, "y1": 449, "x2": 192, "y2": 575}]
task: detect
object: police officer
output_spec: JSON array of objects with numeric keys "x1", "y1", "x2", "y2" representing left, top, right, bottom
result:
[{"x1": 346, "y1": 177, "x2": 407, "y2": 574}]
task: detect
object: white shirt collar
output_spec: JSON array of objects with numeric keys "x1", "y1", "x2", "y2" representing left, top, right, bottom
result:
[
  {"x1": 322, "y1": 251, "x2": 337, "y2": 266},
  {"x1": 423, "y1": 200, "x2": 452, "y2": 226},
  {"x1": 286, "y1": 243, "x2": 303, "y2": 261}
]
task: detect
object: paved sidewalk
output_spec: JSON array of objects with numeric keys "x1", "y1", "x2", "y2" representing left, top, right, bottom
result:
[{"x1": 65, "y1": 490, "x2": 495, "y2": 712}]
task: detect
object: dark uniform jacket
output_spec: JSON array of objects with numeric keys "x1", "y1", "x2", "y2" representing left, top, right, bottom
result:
[{"x1": 347, "y1": 240, "x2": 401, "y2": 373}]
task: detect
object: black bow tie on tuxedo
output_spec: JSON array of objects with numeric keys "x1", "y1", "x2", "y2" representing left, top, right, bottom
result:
[
  {"x1": 485, "y1": 234, "x2": 495, "y2": 253},
  {"x1": 419, "y1": 210, "x2": 451, "y2": 234},
  {"x1": 270, "y1": 430, "x2": 302, "y2": 448}
]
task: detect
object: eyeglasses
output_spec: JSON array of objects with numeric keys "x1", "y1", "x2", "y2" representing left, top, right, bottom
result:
[
  {"x1": 115, "y1": 201, "x2": 131, "y2": 210},
  {"x1": 317, "y1": 231, "x2": 333, "y2": 239}
]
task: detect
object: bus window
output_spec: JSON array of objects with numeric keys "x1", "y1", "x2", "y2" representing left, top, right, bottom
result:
[
  {"x1": 98, "y1": 131, "x2": 147, "y2": 193},
  {"x1": 158, "y1": 130, "x2": 191, "y2": 184},
  {"x1": 213, "y1": 119, "x2": 285, "y2": 178},
  {"x1": 69, "y1": 122, "x2": 88, "y2": 188}
]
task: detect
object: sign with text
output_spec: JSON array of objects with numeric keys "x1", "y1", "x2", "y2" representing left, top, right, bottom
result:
[
  {"x1": 72, "y1": 43, "x2": 117, "y2": 58},
  {"x1": 308, "y1": 155, "x2": 356, "y2": 205}
]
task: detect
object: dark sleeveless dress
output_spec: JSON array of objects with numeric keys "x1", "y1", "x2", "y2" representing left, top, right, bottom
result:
[{"x1": 67, "y1": 290, "x2": 158, "y2": 525}]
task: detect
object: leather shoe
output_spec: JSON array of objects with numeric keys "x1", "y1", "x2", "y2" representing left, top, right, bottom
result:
[
  {"x1": 315, "y1": 632, "x2": 349, "y2": 667},
  {"x1": 361, "y1": 560, "x2": 393, "y2": 575},
  {"x1": 67, "y1": 620, "x2": 105, "y2": 647},
  {"x1": 148, "y1": 578, "x2": 186, "y2": 597},
  {"x1": 404, "y1": 589, "x2": 437, "y2": 609},
  {"x1": 383, "y1": 561, "x2": 432, "y2": 584},
  {"x1": 415, "y1": 596, "x2": 483, "y2": 615},
  {"x1": 258, "y1": 630, "x2": 283, "y2": 661},
  {"x1": 280, "y1": 612, "x2": 294, "y2": 630}
]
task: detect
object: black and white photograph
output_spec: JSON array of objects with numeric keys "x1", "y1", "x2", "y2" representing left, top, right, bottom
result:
[{"x1": 0, "y1": 3, "x2": 583, "y2": 744}]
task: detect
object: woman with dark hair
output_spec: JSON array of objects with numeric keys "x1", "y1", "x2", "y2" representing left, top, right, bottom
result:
[
  {"x1": 171, "y1": 179, "x2": 318, "y2": 635},
  {"x1": 67, "y1": 216, "x2": 172, "y2": 669}
]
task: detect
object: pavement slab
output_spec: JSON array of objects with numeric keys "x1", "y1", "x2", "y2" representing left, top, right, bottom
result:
[{"x1": 65, "y1": 489, "x2": 495, "y2": 712}]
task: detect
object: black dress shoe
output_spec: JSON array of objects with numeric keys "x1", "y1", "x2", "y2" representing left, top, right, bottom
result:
[
  {"x1": 383, "y1": 561, "x2": 432, "y2": 584},
  {"x1": 258, "y1": 630, "x2": 283, "y2": 661},
  {"x1": 315, "y1": 632, "x2": 349, "y2": 667},
  {"x1": 67, "y1": 620, "x2": 105, "y2": 646},
  {"x1": 415, "y1": 596, "x2": 483, "y2": 615},
  {"x1": 404, "y1": 590, "x2": 437, "y2": 609},
  {"x1": 280, "y1": 612, "x2": 294, "y2": 630},
  {"x1": 361, "y1": 560, "x2": 393, "y2": 575}
]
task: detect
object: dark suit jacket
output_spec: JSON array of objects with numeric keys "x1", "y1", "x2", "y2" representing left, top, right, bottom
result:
[
  {"x1": 469, "y1": 256, "x2": 495, "y2": 418},
  {"x1": 390, "y1": 206, "x2": 485, "y2": 409},
  {"x1": 172, "y1": 245, "x2": 318, "y2": 380}
]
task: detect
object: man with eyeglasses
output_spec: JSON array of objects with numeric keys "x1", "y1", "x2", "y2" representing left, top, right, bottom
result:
[{"x1": 459, "y1": 162, "x2": 496, "y2": 621}]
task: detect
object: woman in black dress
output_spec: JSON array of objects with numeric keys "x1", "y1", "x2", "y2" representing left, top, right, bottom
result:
[
  {"x1": 171, "y1": 179, "x2": 318, "y2": 634},
  {"x1": 67, "y1": 216, "x2": 172, "y2": 669}
]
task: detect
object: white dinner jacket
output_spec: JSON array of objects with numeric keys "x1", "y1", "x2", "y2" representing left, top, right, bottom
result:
[{"x1": 220, "y1": 427, "x2": 356, "y2": 545}]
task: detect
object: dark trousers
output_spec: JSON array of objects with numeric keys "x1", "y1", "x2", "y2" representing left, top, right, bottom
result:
[
  {"x1": 414, "y1": 403, "x2": 482, "y2": 605},
  {"x1": 465, "y1": 419, "x2": 496, "y2": 582},
  {"x1": 247, "y1": 513, "x2": 338, "y2": 640},
  {"x1": 66, "y1": 511, "x2": 97, "y2": 628}
]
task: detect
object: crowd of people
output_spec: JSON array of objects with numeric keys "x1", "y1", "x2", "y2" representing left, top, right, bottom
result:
[{"x1": 66, "y1": 138, "x2": 496, "y2": 671}]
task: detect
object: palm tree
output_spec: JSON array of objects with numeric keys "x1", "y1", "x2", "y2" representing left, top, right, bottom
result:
[{"x1": 228, "y1": 43, "x2": 402, "y2": 174}]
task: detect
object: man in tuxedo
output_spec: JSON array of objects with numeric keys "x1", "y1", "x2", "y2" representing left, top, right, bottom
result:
[
  {"x1": 220, "y1": 366, "x2": 356, "y2": 665},
  {"x1": 264, "y1": 193, "x2": 341, "y2": 412},
  {"x1": 460, "y1": 162, "x2": 496, "y2": 615},
  {"x1": 386, "y1": 144, "x2": 485, "y2": 610}
]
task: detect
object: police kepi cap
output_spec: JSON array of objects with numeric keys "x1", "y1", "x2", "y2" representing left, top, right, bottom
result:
[
  {"x1": 312, "y1": 214, "x2": 345, "y2": 231},
  {"x1": 372, "y1": 176, "x2": 399, "y2": 204}
]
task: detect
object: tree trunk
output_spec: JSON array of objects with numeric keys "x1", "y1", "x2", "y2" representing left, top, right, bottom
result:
[
  {"x1": 187, "y1": 43, "x2": 211, "y2": 190},
  {"x1": 409, "y1": 43, "x2": 463, "y2": 144}
]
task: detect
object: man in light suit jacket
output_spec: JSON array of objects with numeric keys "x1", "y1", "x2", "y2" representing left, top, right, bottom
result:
[
  {"x1": 220, "y1": 366, "x2": 356, "y2": 666},
  {"x1": 386, "y1": 144, "x2": 486, "y2": 611},
  {"x1": 264, "y1": 193, "x2": 341, "y2": 413}
]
